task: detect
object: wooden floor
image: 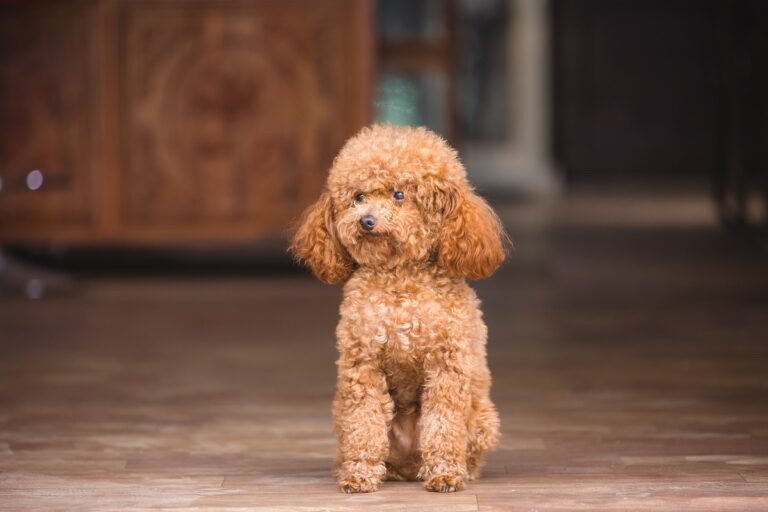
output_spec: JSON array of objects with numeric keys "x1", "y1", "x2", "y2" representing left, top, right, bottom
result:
[{"x1": 2, "y1": 196, "x2": 768, "y2": 511}]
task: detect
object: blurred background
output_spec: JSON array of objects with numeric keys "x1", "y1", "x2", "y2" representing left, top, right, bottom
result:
[
  {"x1": 1, "y1": 1, "x2": 768, "y2": 509},
  {"x1": 1, "y1": 0, "x2": 766, "y2": 280}
]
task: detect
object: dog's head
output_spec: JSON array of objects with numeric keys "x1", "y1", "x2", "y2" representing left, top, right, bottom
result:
[{"x1": 290, "y1": 125, "x2": 508, "y2": 284}]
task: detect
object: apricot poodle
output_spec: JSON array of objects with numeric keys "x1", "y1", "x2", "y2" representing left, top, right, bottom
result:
[{"x1": 290, "y1": 124, "x2": 507, "y2": 493}]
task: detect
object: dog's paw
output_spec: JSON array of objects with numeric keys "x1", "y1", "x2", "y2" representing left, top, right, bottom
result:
[
  {"x1": 419, "y1": 463, "x2": 467, "y2": 493},
  {"x1": 338, "y1": 477, "x2": 379, "y2": 494},
  {"x1": 336, "y1": 461, "x2": 383, "y2": 494},
  {"x1": 424, "y1": 473, "x2": 465, "y2": 493},
  {"x1": 340, "y1": 481, "x2": 376, "y2": 494}
]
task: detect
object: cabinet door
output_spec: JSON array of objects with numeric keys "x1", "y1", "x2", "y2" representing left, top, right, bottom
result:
[
  {"x1": 0, "y1": 1, "x2": 99, "y2": 239},
  {"x1": 119, "y1": 0, "x2": 371, "y2": 241}
]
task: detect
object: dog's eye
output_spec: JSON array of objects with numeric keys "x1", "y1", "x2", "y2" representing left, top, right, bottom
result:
[
  {"x1": 393, "y1": 191, "x2": 405, "y2": 201},
  {"x1": 354, "y1": 193, "x2": 365, "y2": 203}
]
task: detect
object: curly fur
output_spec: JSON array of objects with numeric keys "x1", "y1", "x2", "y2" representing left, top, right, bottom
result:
[{"x1": 290, "y1": 125, "x2": 506, "y2": 493}]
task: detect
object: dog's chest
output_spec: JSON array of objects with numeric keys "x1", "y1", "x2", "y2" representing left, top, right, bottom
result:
[
  {"x1": 371, "y1": 293, "x2": 433, "y2": 349},
  {"x1": 349, "y1": 284, "x2": 446, "y2": 358}
]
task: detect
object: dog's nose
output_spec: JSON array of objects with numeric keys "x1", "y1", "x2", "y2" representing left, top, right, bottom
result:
[{"x1": 360, "y1": 214, "x2": 377, "y2": 231}]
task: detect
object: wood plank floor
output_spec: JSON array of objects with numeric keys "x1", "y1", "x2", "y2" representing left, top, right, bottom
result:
[{"x1": 2, "y1": 198, "x2": 768, "y2": 510}]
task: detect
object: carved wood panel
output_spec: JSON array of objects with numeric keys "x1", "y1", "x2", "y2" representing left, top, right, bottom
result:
[
  {"x1": 0, "y1": 1, "x2": 97, "y2": 229},
  {"x1": 0, "y1": 0, "x2": 370, "y2": 243},
  {"x1": 119, "y1": 0, "x2": 367, "y2": 234}
]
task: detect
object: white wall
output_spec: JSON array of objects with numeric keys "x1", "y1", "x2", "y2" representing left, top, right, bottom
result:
[{"x1": 464, "y1": 0, "x2": 561, "y2": 197}]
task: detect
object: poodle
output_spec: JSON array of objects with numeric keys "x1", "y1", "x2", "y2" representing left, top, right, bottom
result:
[{"x1": 290, "y1": 124, "x2": 507, "y2": 493}]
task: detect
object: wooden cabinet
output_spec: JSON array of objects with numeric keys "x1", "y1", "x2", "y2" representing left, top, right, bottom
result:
[
  {"x1": 0, "y1": 1, "x2": 99, "y2": 233},
  {"x1": 0, "y1": 0, "x2": 371, "y2": 245}
]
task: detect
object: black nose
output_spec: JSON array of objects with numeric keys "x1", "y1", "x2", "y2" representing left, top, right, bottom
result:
[{"x1": 360, "y1": 214, "x2": 376, "y2": 231}]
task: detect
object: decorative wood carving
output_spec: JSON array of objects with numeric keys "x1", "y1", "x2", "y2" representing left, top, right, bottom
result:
[
  {"x1": 0, "y1": 0, "x2": 371, "y2": 244},
  {"x1": 0, "y1": 1, "x2": 96, "y2": 228},
  {"x1": 119, "y1": 0, "x2": 365, "y2": 233}
]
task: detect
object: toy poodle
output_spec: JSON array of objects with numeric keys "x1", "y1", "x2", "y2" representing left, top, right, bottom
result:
[{"x1": 290, "y1": 124, "x2": 507, "y2": 493}]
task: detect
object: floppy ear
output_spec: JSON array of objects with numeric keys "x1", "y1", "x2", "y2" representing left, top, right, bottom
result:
[
  {"x1": 289, "y1": 191, "x2": 355, "y2": 284},
  {"x1": 437, "y1": 186, "x2": 508, "y2": 280}
]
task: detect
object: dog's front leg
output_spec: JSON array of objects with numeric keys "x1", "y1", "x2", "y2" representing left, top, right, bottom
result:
[
  {"x1": 418, "y1": 347, "x2": 471, "y2": 492},
  {"x1": 332, "y1": 353, "x2": 393, "y2": 493}
]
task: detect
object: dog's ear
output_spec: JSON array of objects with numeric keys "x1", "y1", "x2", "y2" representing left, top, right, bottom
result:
[
  {"x1": 289, "y1": 191, "x2": 355, "y2": 284},
  {"x1": 437, "y1": 184, "x2": 508, "y2": 280}
]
